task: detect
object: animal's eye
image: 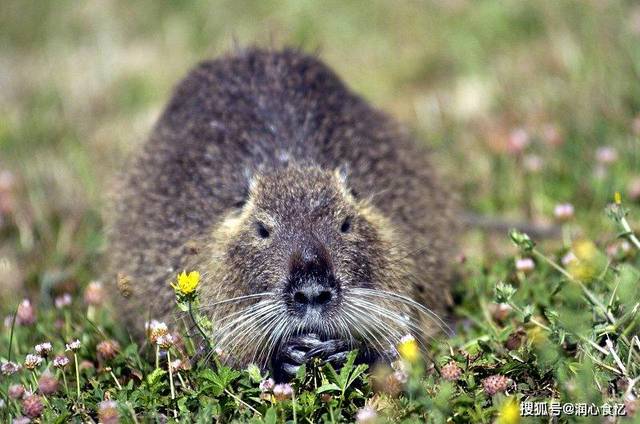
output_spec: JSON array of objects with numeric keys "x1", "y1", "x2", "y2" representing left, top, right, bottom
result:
[
  {"x1": 340, "y1": 216, "x2": 352, "y2": 234},
  {"x1": 256, "y1": 222, "x2": 270, "y2": 239}
]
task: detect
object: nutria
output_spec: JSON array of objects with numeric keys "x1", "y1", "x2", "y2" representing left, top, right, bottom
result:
[{"x1": 108, "y1": 48, "x2": 457, "y2": 381}]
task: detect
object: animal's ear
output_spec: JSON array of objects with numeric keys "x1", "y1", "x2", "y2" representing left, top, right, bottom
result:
[
  {"x1": 231, "y1": 167, "x2": 256, "y2": 209},
  {"x1": 334, "y1": 164, "x2": 358, "y2": 199},
  {"x1": 334, "y1": 164, "x2": 349, "y2": 186},
  {"x1": 247, "y1": 169, "x2": 259, "y2": 195}
]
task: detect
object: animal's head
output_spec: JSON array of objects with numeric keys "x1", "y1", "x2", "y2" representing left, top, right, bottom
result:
[{"x1": 197, "y1": 163, "x2": 437, "y2": 367}]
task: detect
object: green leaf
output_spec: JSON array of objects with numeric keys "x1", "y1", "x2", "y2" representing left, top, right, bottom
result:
[
  {"x1": 201, "y1": 366, "x2": 241, "y2": 390},
  {"x1": 618, "y1": 264, "x2": 640, "y2": 310},
  {"x1": 146, "y1": 368, "x2": 166, "y2": 388},
  {"x1": 509, "y1": 229, "x2": 535, "y2": 252},
  {"x1": 246, "y1": 363, "x2": 263, "y2": 383},
  {"x1": 346, "y1": 363, "x2": 368, "y2": 389},
  {"x1": 324, "y1": 362, "x2": 341, "y2": 387},
  {"x1": 495, "y1": 281, "x2": 516, "y2": 303},
  {"x1": 263, "y1": 407, "x2": 277, "y2": 424},
  {"x1": 521, "y1": 305, "x2": 533, "y2": 322},
  {"x1": 337, "y1": 350, "x2": 358, "y2": 387},
  {"x1": 295, "y1": 362, "x2": 307, "y2": 381},
  {"x1": 317, "y1": 383, "x2": 341, "y2": 393},
  {"x1": 477, "y1": 339, "x2": 493, "y2": 353}
]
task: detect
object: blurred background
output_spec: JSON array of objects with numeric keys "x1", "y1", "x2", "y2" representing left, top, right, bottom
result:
[{"x1": 1, "y1": 0, "x2": 639, "y2": 302}]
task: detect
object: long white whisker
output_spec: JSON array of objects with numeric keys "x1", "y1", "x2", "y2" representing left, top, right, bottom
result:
[
  {"x1": 350, "y1": 288, "x2": 453, "y2": 336},
  {"x1": 348, "y1": 297, "x2": 426, "y2": 339},
  {"x1": 341, "y1": 303, "x2": 391, "y2": 356},
  {"x1": 344, "y1": 302, "x2": 404, "y2": 354},
  {"x1": 347, "y1": 298, "x2": 432, "y2": 353},
  {"x1": 226, "y1": 307, "x2": 282, "y2": 365},
  {"x1": 198, "y1": 292, "x2": 275, "y2": 311},
  {"x1": 213, "y1": 303, "x2": 279, "y2": 341},
  {"x1": 215, "y1": 302, "x2": 280, "y2": 350},
  {"x1": 248, "y1": 301, "x2": 288, "y2": 367}
]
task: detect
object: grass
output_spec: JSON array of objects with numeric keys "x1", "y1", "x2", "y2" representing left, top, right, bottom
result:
[{"x1": 1, "y1": 0, "x2": 640, "y2": 422}]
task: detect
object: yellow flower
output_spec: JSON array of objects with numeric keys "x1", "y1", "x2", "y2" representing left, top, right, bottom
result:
[
  {"x1": 397, "y1": 335, "x2": 420, "y2": 363},
  {"x1": 171, "y1": 271, "x2": 200, "y2": 296},
  {"x1": 567, "y1": 240, "x2": 606, "y2": 281},
  {"x1": 614, "y1": 191, "x2": 622, "y2": 205},
  {"x1": 526, "y1": 325, "x2": 547, "y2": 347},
  {"x1": 497, "y1": 397, "x2": 520, "y2": 424},
  {"x1": 574, "y1": 240, "x2": 597, "y2": 261}
]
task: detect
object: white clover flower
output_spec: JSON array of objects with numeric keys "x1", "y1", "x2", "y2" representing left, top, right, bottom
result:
[
  {"x1": 65, "y1": 339, "x2": 81, "y2": 352},
  {"x1": 156, "y1": 334, "x2": 175, "y2": 349},
  {"x1": 169, "y1": 359, "x2": 183, "y2": 372},
  {"x1": 554, "y1": 203, "x2": 575, "y2": 221},
  {"x1": 53, "y1": 355, "x2": 70, "y2": 368},
  {"x1": 515, "y1": 257, "x2": 535, "y2": 273},
  {"x1": 34, "y1": 342, "x2": 52, "y2": 357},
  {"x1": 356, "y1": 406, "x2": 378, "y2": 423},
  {"x1": 523, "y1": 154, "x2": 543, "y2": 173},
  {"x1": 259, "y1": 378, "x2": 275, "y2": 393},
  {"x1": 24, "y1": 354, "x2": 43, "y2": 370},
  {"x1": 273, "y1": 383, "x2": 293, "y2": 400},
  {"x1": 507, "y1": 128, "x2": 530, "y2": 154},
  {"x1": 595, "y1": 146, "x2": 618, "y2": 165},
  {"x1": 146, "y1": 320, "x2": 169, "y2": 343},
  {"x1": 1, "y1": 361, "x2": 22, "y2": 375},
  {"x1": 561, "y1": 251, "x2": 577, "y2": 266},
  {"x1": 84, "y1": 281, "x2": 106, "y2": 306},
  {"x1": 54, "y1": 293, "x2": 72, "y2": 309}
]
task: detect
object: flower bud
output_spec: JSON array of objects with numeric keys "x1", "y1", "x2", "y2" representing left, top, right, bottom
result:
[
  {"x1": 482, "y1": 374, "x2": 511, "y2": 395},
  {"x1": 22, "y1": 394, "x2": 44, "y2": 418}
]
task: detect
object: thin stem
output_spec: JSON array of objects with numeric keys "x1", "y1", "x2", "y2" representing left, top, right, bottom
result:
[
  {"x1": 167, "y1": 350, "x2": 177, "y2": 419},
  {"x1": 291, "y1": 386, "x2": 298, "y2": 424},
  {"x1": 31, "y1": 371, "x2": 39, "y2": 391},
  {"x1": 74, "y1": 353, "x2": 80, "y2": 400},
  {"x1": 62, "y1": 371, "x2": 69, "y2": 395},
  {"x1": 64, "y1": 310, "x2": 72, "y2": 339},
  {"x1": 155, "y1": 345, "x2": 160, "y2": 369},
  {"x1": 127, "y1": 401, "x2": 141, "y2": 424},
  {"x1": 534, "y1": 247, "x2": 640, "y2": 365},
  {"x1": 110, "y1": 370, "x2": 122, "y2": 390},
  {"x1": 532, "y1": 248, "x2": 616, "y2": 324},
  {"x1": 562, "y1": 224, "x2": 572, "y2": 248},
  {"x1": 87, "y1": 305, "x2": 95, "y2": 322},
  {"x1": 167, "y1": 351, "x2": 176, "y2": 400},
  {"x1": 177, "y1": 372, "x2": 188, "y2": 390},
  {"x1": 7, "y1": 305, "x2": 17, "y2": 362},
  {"x1": 189, "y1": 301, "x2": 211, "y2": 350},
  {"x1": 508, "y1": 301, "x2": 552, "y2": 332},
  {"x1": 224, "y1": 389, "x2": 262, "y2": 417},
  {"x1": 619, "y1": 215, "x2": 640, "y2": 250}
]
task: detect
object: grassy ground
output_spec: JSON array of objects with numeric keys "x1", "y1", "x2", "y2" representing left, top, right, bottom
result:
[{"x1": 1, "y1": 1, "x2": 640, "y2": 422}]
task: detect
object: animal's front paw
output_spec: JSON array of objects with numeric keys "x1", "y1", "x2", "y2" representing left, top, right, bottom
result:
[
  {"x1": 272, "y1": 333, "x2": 323, "y2": 381},
  {"x1": 272, "y1": 334, "x2": 351, "y2": 381},
  {"x1": 305, "y1": 338, "x2": 350, "y2": 367}
]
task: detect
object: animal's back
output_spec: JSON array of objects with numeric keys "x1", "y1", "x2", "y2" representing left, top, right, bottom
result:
[{"x1": 108, "y1": 48, "x2": 455, "y2": 333}]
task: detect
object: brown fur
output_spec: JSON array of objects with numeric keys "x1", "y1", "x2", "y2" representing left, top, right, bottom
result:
[{"x1": 107, "y1": 48, "x2": 457, "y2": 365}]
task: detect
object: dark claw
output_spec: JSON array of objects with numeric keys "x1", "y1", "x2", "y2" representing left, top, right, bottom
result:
[
  {"x1": 289, "y1": 333, "x2": 325, "y2": 350},
  {"x1": 281, "y1": 344, "x2": 306, "y2": 364},
  {"x1": 306, "y1": 339, "x2": 349, "y2": 359},
  {"x1": 282, "y1": 362, "x2": 300, "y2": 376},
  {"x1": 325, "y1": 350, "x2": 349, "y2": 365},
  {"x1": 272, "y1": 334, "x2": 325, "y2": 382},
  {"x1": 272, "y1": 334, "x2": 387, "y2": 381}
]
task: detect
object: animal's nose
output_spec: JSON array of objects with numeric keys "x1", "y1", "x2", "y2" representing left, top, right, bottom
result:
[
  {"x1": 293, "y1": 285, "x2": 334, "y2": 308},
  {"x1": 287, "y1": 236, "x2": 339, "y2": 313}
]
